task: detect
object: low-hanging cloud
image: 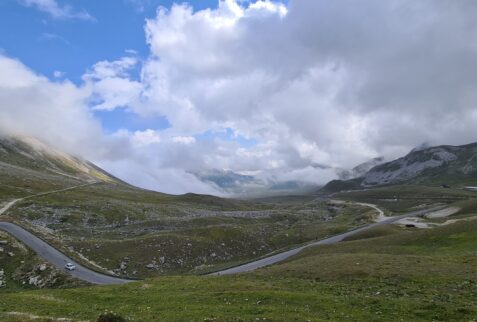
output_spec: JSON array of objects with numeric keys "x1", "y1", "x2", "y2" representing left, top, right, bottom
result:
[{"x1": 2, "y1": 0, "x2": 477, "y2": 195}]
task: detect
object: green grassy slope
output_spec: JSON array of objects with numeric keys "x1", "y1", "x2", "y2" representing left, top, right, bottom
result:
[
  {"x1": 0, "y1": 231, "x2": 85, "y2": 293},
  {"x1": 5, "y1": 182, "x2": 375, "y2": 277},
  {"x1": 0, "y1": 217, "x2": 475, "y2": 321},
  {"x1": 334, "y1": 184, "x2": 475, "y2": 213},
  {"x1": 1, "y1": 136, "x2": 377, "y2": 279}
]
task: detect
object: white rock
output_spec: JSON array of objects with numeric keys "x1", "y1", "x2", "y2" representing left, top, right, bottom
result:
[{"x1": 29, "y1": 276, "x2": 41, "y2": 286}]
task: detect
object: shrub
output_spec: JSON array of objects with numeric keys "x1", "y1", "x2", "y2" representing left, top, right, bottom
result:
[{"x1": 97, "y1": 311, "x2": 126, "y2": 322}]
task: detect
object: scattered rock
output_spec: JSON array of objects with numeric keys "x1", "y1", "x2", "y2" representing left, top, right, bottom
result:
[
  {"x1": 7, "y1": 252, "x2": 14, "y2": 257},
  {"x1": 39, "y1": 264, "x2": 47, "y2": 272},
  {"x1": 29, "y1": 276, "x2": 42, "y2": 286},
  {"x1": 0, "y1": 240, "x2": 7, "y2": 245}
]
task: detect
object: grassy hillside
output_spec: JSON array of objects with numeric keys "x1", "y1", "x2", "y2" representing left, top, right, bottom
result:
[
  {"x1": 0, "y1": 136, "x2": 377, "y2": 278},
  {"x1": 0, "y1": 216, "x2": 475, "y2": 321},
  {"x1": 333, "y1": 184, "x2": 476, "y2": 213},
  {"x1": 2, "y1": 136, "x2": 475, "y2": 321},
  {"x1": 4, "y1": 181, "x2": 375, "y2": 277},
  {"x1": 0, "y1": 231, "x2": 85, "y2": 293}
]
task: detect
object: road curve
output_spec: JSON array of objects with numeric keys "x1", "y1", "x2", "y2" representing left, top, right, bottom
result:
[
  {"x1": 209, "y1": 206, "x2": 444, "y2": 275},
  {"x1": 0, "y1": 222, "x2": 131, "y2": 285},
  {"x1": 0, "y1": 183, "x2": 96, "y2": 216},
  {"x1": 0, "y1": 183, "x2": 132, "y2": 285},
  {"x1": 1, "y1": 185, "x2": 443, "y2": 282}
]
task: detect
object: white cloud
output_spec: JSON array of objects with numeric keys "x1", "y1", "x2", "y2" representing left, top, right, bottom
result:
[
  {"x1": 53, "y1": 70, "x2": 65, "y2": 78},
  {"x1": 0, "y1": 54, "x2": 222, "y2": 195},
  {"x1": 131, "y1": 0, "x2": 477, "y2": 168},
  {"x1": 4, "y1": 0, "x2": 477, "y2": 195},
  {"x1": 0, "y1": 56, "x2": 90, "y2": 142},
  {"x1": 132, "y1": 129, "x2": 162, "y2": 146},
  {"x1": 83, "y1": 57, "x2": 142, "y2": 111},
  {"x1": 19, "y1": 0, "x2": 95, "y2": 20},
  {"x1": 172, "y1": 136, "x2": 196, "y2": 145}
]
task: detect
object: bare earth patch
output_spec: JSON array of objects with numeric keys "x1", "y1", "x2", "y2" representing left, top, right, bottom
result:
[{"x1": 424, "y1": 207, "x2": 460, "y2": 219}]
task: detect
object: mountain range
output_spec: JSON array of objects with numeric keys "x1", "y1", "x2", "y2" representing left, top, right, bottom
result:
[
  {"x1": 321, "y1": 142, "x2": 477, "y2": 193},
  {"x1": 0, "y1": 135, "x2": 119, "y2": 184}
]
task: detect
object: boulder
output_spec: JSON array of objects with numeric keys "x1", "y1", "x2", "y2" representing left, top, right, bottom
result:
[{"x1": 29, "y1": 276, "x2": 41, "y2": 286}]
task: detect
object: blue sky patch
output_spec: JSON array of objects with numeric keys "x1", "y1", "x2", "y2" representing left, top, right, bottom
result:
[
  {"x1": 0, "y1": 0, "x2": 217, "y2": 84},
  {"x1": 94, "y1": 108, "x2": 171, "y2": 133}
]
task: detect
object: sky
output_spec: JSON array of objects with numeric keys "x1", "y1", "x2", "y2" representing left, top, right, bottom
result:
[{"x1": 1, "y1": 0, "x2": 477, "y2": 195}]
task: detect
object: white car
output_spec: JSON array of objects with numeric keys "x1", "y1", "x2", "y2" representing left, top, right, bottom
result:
[{"x1": 65, "y1": 262, "x2": 76, "y2": 271}]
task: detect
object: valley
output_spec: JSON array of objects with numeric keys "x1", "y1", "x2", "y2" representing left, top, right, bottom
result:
[
  {"x1": 0, "y1": 136, "x2": 377, "y2": 281},
  {"x1": 0, "y1": 136, "x2": 476, "y2": 321}
]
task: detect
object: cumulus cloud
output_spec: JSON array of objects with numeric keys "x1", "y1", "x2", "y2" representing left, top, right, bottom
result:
[
  {"x1": 0, "y1": 55, "x2": 103, "y2": 156},
  {"x1": 3, "y1": 0, "x2": 477, "y2": 195},
  {"x1": 83, "y1": 56, "x2": 142, "y2": 111},
  {"x1": 0, "y1": 54, "x2": 222, "y2": 195},
  {"x1": 18, "y1": 0, "x2": 94, "y2": 20},
  {"x1": 127, "y1": 0, "x2": 477, "y2": 167}
]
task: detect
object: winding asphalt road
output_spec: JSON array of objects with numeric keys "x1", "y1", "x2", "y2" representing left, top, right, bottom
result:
[
  {"x1": 0, "y1": 222, "x2": 131, "y2": 285},
  {"x1": 1, "y1": 183, "x2": 444, "y2": 282},
  {"x1": 209, "y1": 206, "x2": 444, "y2": 275},
  {"x1": 0, "y1": 183, "x2": 131, "y2": 285}
]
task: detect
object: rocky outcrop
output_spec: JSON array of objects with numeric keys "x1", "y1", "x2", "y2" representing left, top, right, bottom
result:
[
  {"x1": 337, "y1": 157, "x2": 385, "y2": 180},
  {"x1": 321, "y1": 142, "x2": 477, "y2": 193},
  {"x1": 361, "y1": 145, "x2": 475, "y2": 186},
  {"x1": 363, "y1": 147, "x2": 458, "y2": 186}
]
